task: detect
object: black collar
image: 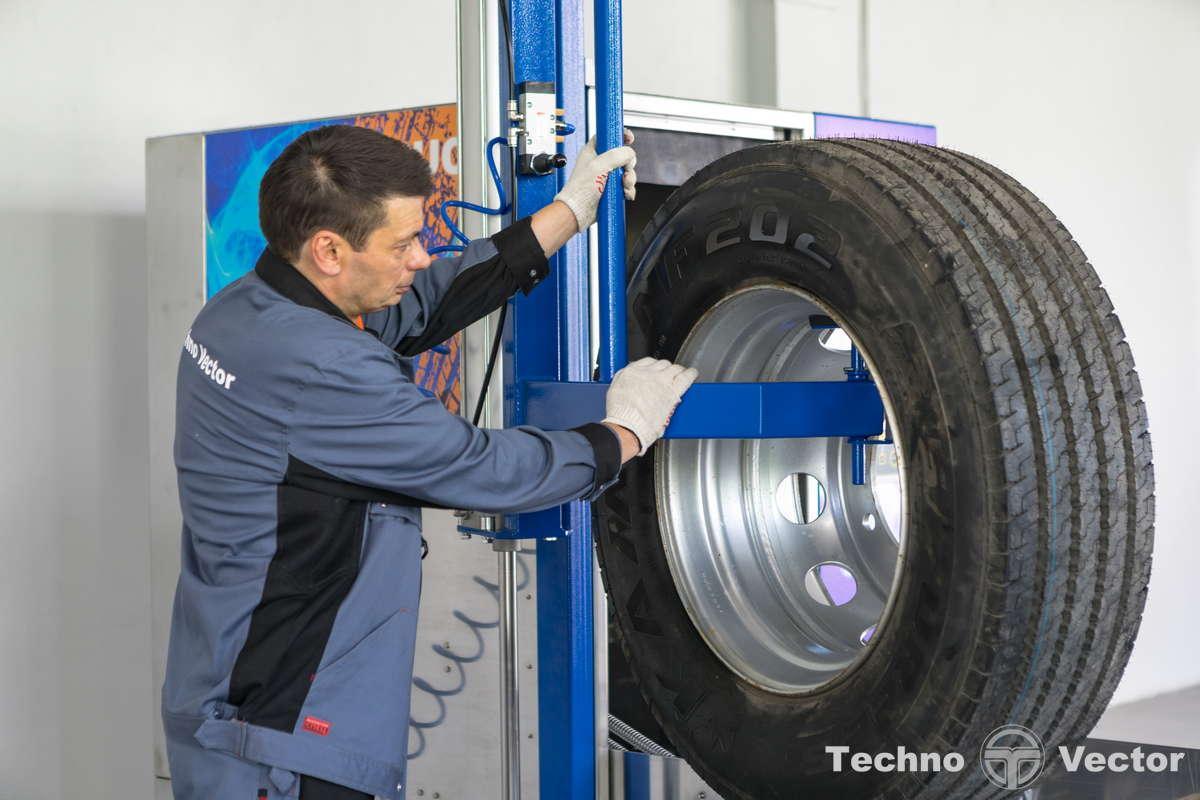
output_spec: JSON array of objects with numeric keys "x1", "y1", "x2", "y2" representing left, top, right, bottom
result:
[{"x1": 254, "y1": 248, "x2": 355, "y2": 326}]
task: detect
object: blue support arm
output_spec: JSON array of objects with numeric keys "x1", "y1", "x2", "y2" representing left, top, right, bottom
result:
[{"x1": 523, "y1": 380, "x2": 886, "y2": 439}]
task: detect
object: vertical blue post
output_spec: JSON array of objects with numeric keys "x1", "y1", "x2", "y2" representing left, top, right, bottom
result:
[
  {"x1": 594, "y1": 0, "x2": 627, "y2": 380},
  {"x1": 851, "y1": 439, "x2": 866, "y2": 486},
  {"x1": 508, "y1": 1, "x2": 596, "y2": 798},
  {"x1": 557, "y1": 0, "x2": 592, "y2": 430}
]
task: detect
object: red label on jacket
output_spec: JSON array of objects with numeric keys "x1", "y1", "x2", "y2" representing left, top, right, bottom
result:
[{"x1": 302, "y1": 716, "x2": 331, "y2": 736}]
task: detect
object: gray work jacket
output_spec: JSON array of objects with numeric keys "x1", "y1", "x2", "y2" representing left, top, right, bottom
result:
[{"x1": 161, "y1": 218, "x2": 620, "y2": 798}]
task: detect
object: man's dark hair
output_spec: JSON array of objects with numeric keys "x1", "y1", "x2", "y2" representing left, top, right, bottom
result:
[{"x1": 259, "y1": 125, "x2": 434, "y2": 261}]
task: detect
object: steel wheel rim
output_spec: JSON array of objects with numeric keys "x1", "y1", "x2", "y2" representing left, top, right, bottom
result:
[{"x1": 654, "y1": 284, "x2": 908, "y2": 694}]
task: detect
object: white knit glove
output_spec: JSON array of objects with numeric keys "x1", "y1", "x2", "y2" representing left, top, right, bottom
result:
[
  {"x1": 554, "y1": 130, "x2": 637, "y2": 232},
  {"x1": 603, "y1": 358, "x2": 698, "y2": 456}
]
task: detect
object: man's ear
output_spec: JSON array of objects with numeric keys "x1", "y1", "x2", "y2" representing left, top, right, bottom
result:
[{"x1": 307, "y1": 230, "x2": 346, "y2": 277}]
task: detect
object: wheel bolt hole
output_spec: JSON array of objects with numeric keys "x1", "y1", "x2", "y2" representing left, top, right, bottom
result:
[
  {"x1": 818, "y1": 327, "x2": 852, "y2": 352},
  {"x1": 805, "y1": 562, "x2": 857, "y2": 607},
  {"x1": 862, "y1": 512, "x2": 876, "y2": 531},
  {"x1": 776, "y1": 472, "x2": 826, "y2": 524}
]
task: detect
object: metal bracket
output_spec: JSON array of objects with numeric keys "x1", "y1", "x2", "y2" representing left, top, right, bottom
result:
[
  {"x1": 455, "y1": 511, "x2": 515, "y2": 539},
  {"x1": 842, "y1": 343, "x2": 891, "y2": 485}
]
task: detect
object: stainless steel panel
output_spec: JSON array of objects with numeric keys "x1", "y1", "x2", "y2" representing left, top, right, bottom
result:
[
  {"x1": 608, "y1": 750, "x2": 721, "y2": 800},
  {"x1": 405, "y1": 512, "x2": 542, "y2": 800},
  {"x1": 145, "y1": 132, "x2": 207, "y2": 778}
]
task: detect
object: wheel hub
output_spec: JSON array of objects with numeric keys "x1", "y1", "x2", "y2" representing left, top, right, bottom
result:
[{"x1": 655, "y1": 284, "x2": 907, "y2": 694}]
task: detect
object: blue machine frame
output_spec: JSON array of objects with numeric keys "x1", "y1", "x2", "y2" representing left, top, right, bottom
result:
[
  {"x1": 503, "y1": 1, "x2": 597, "y2": 795},
  {"x1": 501, "y1": 1, "x2": 895, "y2": 795}
]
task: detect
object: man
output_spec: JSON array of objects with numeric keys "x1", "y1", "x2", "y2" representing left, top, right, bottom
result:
[{"x1": 161, "y1": 123, "x2": 696, "y2": 799}]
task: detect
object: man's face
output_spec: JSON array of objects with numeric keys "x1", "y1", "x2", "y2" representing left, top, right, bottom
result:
[{"x1": 341, "y1": 195, "x2": 432, "y2": 315}]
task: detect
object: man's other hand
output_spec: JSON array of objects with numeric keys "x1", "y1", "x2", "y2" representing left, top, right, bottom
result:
[{"x1": 554, "y1": 129, "x2": 637, "y2": 232}]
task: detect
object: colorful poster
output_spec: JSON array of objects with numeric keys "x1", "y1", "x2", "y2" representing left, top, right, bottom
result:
[{"x1": 204, "y1": 104, "x2": 463, "y2": 412}]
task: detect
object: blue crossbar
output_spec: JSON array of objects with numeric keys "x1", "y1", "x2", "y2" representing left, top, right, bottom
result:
[{"x1": 523, "y1": 380, "x2": 885, "y2": 439}]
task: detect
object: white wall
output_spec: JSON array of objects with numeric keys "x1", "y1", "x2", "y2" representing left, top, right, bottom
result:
[
  {"x1": 0, "y1": 2, "x2": 455, "y2": 798},
  {"x1": 773, "y1": 0, "x2": 863, "y2": 114},
  {"x1": 621, "y1": 0, "x2": 779, "y2": 105},
  {"x1": 865, "y1": 0, "x2": 1200, "y2": 707}
]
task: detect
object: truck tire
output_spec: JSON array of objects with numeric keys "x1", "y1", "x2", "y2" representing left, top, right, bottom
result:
[{"x1": 594, "y1": 138, "x2": 1154, "y2": 799}]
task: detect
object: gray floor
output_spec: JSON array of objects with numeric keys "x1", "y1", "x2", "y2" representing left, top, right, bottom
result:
[
  {"x1": 151, "y1": 685, "x2": 1200, "y2": 799},
  {"x1": 1091, "y1": 684, "x2": 1200, "y2": 748}
]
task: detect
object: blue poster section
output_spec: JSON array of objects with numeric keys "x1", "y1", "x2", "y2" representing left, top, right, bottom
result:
[{"x1": 204, "y1": 117, "x2": 355, "y2": 300}]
